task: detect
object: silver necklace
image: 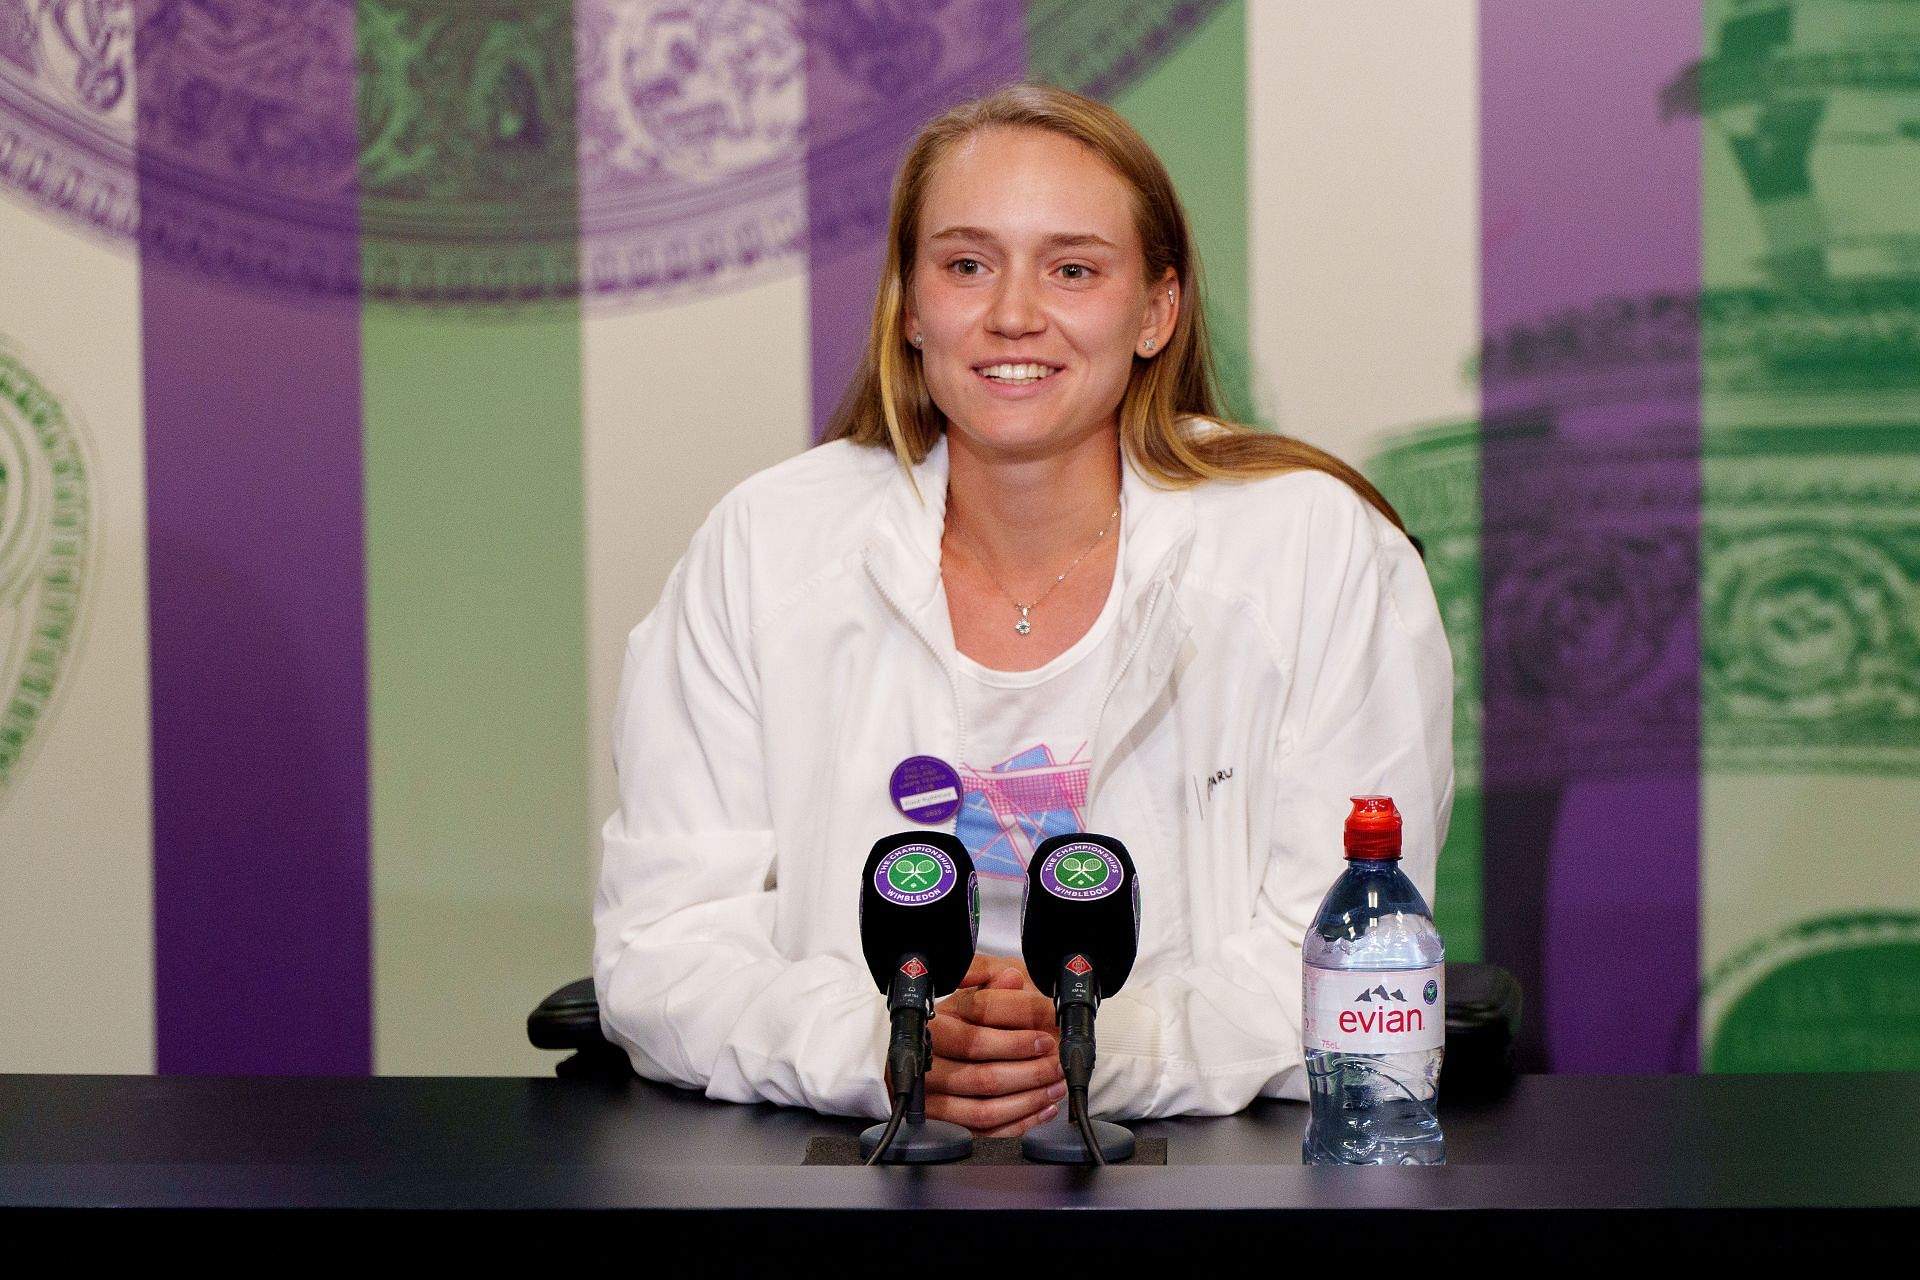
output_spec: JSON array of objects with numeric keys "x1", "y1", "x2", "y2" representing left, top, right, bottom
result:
[{"x1": 948, "y1": 502, "x2": 1120, "y2": 636}]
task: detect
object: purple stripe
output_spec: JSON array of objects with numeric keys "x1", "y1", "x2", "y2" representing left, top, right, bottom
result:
[
  {"x1": 804, "y1": 4, "x2": 1026, "y2": 440},
  {"x1": 138, "y1": 6, "x2": 369, "y2": 1073},
  {"x1": 1480, "y1": 2, "x2": 1702, "y2": 1072}
]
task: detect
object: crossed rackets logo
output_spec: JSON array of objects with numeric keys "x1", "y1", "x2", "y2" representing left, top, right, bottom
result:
[
  {"x1": 888, "y1": 856, "x2": 941, "y2": 892},
  {"x1": 1057, "y1": 854, "x2": 1111, "y2": 888}
]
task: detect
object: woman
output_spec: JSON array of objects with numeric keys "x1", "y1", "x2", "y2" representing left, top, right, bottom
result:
[{"x1": 594, "y1": 85, "x2": 1453, "y2": 1136}]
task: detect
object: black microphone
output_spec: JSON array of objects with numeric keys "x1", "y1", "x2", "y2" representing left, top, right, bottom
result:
[
  {"x1": 1021, "y1": 832, "x2": 1140, "y2": 1164},
  {"x1": 856, "y1": 832, "x2": 978, "y2": 1164}
]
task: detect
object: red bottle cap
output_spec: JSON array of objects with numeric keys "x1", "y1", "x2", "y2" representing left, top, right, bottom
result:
[{"x1": 1344, "y1": 795, "x2": 1402, "y2": 861}]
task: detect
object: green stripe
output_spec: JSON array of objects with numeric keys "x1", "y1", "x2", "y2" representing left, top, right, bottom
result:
[
  {"x1": 1365, "y1": 419, "x2": 1483, "y2": 959},
  {"x1": 359, "y1": 3, "x2": 589, "y2": 1073},
  {"x1": 1108, "y1": 1, "x2": 1256, "y2": 424},
  {"x1": 1697, "y1": 0, "x2": 1920, "y2": 1069}
]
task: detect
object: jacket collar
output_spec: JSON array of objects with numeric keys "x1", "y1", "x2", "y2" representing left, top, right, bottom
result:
[
  {"x1": 863, "y1": 431, "x2": 1198, "y2": 623},
  {"x1": 862, "y1": 435, "x2": 953, "y2": 626},
  {"x1": 1091, "y1": 461, "x2": 1195, "y2": 800},
  {"x1": 862, "y1": 433, "x2": 1197, "y2": 781}
]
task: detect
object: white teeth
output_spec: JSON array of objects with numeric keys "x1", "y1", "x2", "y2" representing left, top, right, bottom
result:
[{"x1": 980, "y1": 362, "x2": 1056, "y2": 384}]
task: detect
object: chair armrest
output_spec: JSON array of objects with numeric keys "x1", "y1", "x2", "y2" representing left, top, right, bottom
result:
[
  {"x1": 1441, "y1": 961, "x2": 1523, "y2": 1100},
  {"x1": 528, "y1": 976, "x2": 607, "y2": 1051}
]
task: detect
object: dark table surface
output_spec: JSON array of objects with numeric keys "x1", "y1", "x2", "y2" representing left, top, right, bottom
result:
[{"x1": 3, "y1": 1072, "x2": 1916, "y2": 1248}]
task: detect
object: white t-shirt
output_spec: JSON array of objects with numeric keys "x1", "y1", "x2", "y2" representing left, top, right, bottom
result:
[{"x1": 952, "y1": 520, "x2": 1126, "y2": 958}]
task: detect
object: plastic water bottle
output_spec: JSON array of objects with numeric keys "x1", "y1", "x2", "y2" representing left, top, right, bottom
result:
[{"x1": 1301, "y1": 795, "x2": 1445, "y2": 1165}]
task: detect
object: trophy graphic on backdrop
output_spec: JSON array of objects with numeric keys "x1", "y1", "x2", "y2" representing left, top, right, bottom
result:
[
  {"x1": 0, "y1": 0, "x2": 1220, "y2": 307},
  {"x1": 0, "y1": 338, "x2": 94, "y2": 812},
  {"x1": 1368, "y1": 0, "x2": 1920, "y2": 1073}
]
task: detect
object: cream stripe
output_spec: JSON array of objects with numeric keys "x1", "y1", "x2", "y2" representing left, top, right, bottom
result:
[
  {"x1": 0, "y1": 199, "x2": 154, "y2": 1071},
  {"x1": 1247, "y1": 0, "x2": 1480, "y2": 467},
  {"x1": 582, "y1": 274, "x2": 815, "y2": 861}
]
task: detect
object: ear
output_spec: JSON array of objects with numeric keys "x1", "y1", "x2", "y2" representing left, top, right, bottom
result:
[{"x1": 1138, "y1": 267, "x2": 1178, "y2": 357}]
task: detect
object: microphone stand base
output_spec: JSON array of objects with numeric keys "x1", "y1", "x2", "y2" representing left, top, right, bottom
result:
[
  {"x1": 1021, "y1": 1115, "x2": 1136, "y2": 1164},
  {"x1": 859, "y1": 1116, "x2": 973, "y2": 1164}
]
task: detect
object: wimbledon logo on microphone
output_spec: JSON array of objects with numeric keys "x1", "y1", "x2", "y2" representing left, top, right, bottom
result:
[
  {"x1": 1039, "y1": 842, "x2": 1125, "y2": 902},
  {"x1": 875, "y1": 844, "x2": 959, "y2": 907}
]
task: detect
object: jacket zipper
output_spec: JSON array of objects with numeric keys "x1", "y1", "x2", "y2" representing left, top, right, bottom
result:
[
  {"x1": 863, "y1": 552, "x2": 968, "y2": 764},
  {"x1": 1086, "y1": 578, "x2": 1167, "y2": 806}
]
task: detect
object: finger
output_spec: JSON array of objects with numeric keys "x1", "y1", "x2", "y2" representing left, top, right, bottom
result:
[
  {"x1": 967, "y1": 988, "x2": 1058, "y2": 1031},
  {"x1": 926, "y1": 1051, "x2": 1063, "y2": 1098},
  {"x1": 930, "y1": 1085, "x2": 1064, "y2": 1136},
  {"x1": 956, "y1": 954, "x2": 997, "y2": 988},
  {"x1": 992, "y1": 972, "x2": 1039, "y2": 998},
  {"x1": 974, "y1": 953, "x2": 1037, "y2": 984},
  {"x1": 937, "y1": 972, "x2": 1027, "y2": 1017},
  {"x1": 966, "y1": 953, "x2": 1027, "y2": 985},
  {"x1": 925, "y1": 1082, "x2": 1068, "y2": 1134},
  {"x1": 978, "y1": 1103, "x2": 1061, "y2": 1139},
  {"x1": 934, "y1": 985, "x2": 992, "y2": 1026},
  {"x1": 935, "y1": 984, "x2": 982, "y2": 1021},
  {"x1": 931, "y1": 1016, "x2": 1056, "y2": 1063}
]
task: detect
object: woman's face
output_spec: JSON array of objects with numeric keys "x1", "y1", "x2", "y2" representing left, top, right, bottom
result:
[{"x1": 904, "y1": 127, "x2": 1172, "y2": 462}]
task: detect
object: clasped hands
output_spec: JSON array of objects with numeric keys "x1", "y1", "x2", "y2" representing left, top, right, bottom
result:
[{"x1": 919, "y1": 953, "x2": 1065, "y2": 1137}]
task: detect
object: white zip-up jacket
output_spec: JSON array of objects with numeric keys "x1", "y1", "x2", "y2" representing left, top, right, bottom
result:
[{"x1": 595, "y1": 433, "x2": 1453, "y2": 1119}]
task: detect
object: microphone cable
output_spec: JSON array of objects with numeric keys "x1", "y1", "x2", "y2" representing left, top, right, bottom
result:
[
  {"x1": 864, "y1": 1093, "x2": 909, "y2": 1166},
  {"x1": 1069, "y1": 1086, "x2": 1105, "y2": 1167},
  {"x1": 867, "y1": 998, "x2": 926, "y2": 1166}
]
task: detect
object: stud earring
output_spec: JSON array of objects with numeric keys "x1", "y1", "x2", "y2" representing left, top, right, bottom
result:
[
  {"x1": 1168, "y1": 288, "x2": 1175, "y2": 303},
  {"x1": 1143, "y1": 339, "x2": 1156, "y2": 353},
  {"x1": 911, "y1": 334, "x2": 923, "y2": 348}
]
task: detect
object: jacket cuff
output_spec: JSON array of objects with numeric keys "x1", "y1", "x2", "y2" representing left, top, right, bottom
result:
[
  {"x1": 1096, "y1": 991, "x2": 1163, "y2": 1059},
  {"x1": 1087, "y1": 992, "x2": 1166, "y2": 1118}
]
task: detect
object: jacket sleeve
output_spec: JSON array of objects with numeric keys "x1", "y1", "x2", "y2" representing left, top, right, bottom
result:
[
  {"x1": 1088, "y1": 484, "x2": 1455, "y2": 1119},
  {"x1": 592, "y1": 501, "x2": 889, "y2": 1118}
]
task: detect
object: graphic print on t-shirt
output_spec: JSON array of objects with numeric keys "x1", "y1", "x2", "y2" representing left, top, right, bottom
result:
[{"x1": 955, "y1": 742, "x2": 1091, "y2": 880}]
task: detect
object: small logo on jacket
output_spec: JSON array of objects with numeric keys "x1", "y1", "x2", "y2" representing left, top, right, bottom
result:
[{"x1": 1190, "y1": 767, "x2": 1236, "y2": 819}]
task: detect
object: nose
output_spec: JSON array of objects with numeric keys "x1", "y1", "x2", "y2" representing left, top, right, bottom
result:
[{"x1": 985, "y1": 268, "x2": 1045, "y2": 339}]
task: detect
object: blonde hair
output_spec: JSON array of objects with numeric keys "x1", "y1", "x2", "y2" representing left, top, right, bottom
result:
[{"x1": 822, "y1": 83, "x2": 1404, "y2": 531}]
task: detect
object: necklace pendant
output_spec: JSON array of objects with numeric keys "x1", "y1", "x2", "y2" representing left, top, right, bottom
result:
[{"x1": 1014, "y1": 607, "x2": 1032, "y2": 637}]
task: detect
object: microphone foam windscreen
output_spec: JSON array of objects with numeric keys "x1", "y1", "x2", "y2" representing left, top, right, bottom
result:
[
  {"x1": 859, "y1": 831, "x2": 978, "y2": 995},
  {"x1": 1021, "y1": 832, "x2": 1139, "y2": 999}
]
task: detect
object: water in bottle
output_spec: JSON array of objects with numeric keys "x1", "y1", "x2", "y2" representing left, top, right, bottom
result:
[{"x1": 1302, "y1": 795, "x2": 1445, "y2": 1165}]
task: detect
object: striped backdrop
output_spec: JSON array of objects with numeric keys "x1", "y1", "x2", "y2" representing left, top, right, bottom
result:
[{"x1": 1, "y1": 0, "x2": 1914, "y2": 1075}]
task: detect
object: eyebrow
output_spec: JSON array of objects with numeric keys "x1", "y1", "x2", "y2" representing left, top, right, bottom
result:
[{"x1": 926, "y1": 226, "x2": 1121, "y2": 253}]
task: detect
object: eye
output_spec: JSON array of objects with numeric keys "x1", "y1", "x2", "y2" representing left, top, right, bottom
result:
[
  {"x1": 949, "y1": 257, "x2": 983, "y2": 277},
  {"x1": 1059, "y1": 263, "x2": 1092, "y2": 281}
]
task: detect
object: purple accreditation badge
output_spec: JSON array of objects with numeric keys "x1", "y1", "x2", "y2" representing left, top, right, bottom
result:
[
  {"x1": 1038, "y1": 842, "x2": 1125, "y2": 902},
  {"x1": 889, "y1": 755, "x2": 963, "y2": 825},
  {"x1": 874, "y1": 844, "x2": 959, "y2": 908}
]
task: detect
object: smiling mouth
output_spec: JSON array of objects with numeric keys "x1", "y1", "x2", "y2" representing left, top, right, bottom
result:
[{"x1": 976, "y1": 362, "x2": 1059, "y2": 386}]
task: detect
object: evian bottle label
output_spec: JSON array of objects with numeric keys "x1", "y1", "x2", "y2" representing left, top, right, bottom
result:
[{"x1": 1304, "y1": 964, "x2": 1446, "y2": 1054}]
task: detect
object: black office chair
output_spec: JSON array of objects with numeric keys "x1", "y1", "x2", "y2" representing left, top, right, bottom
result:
[
  {"x1": 530, "y1": 961, "x2": 1521, "y2": 1099},
  {"x1": 526, "y1": 978, "x2": 634, "y2": 1080}
]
